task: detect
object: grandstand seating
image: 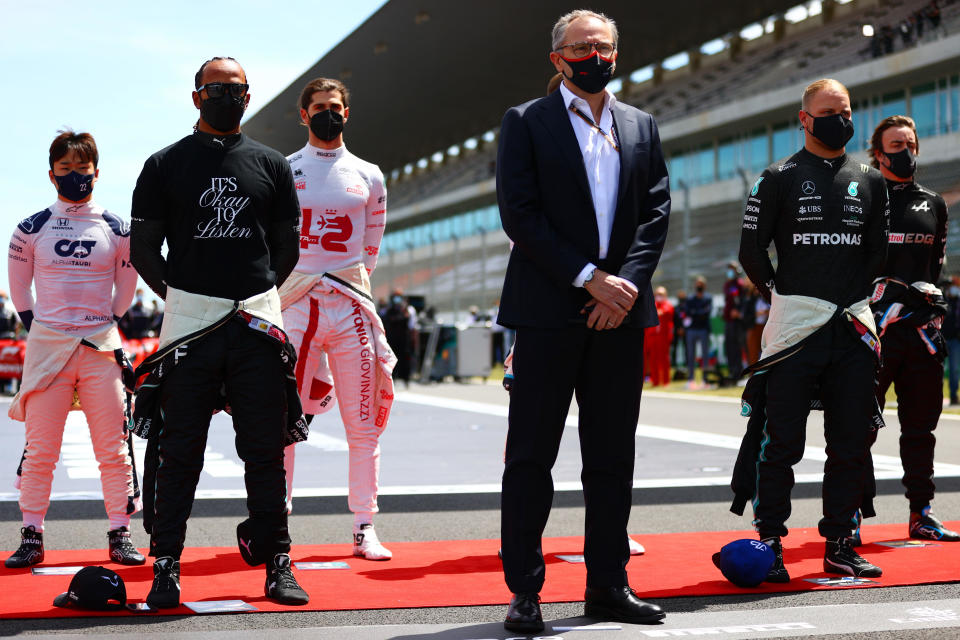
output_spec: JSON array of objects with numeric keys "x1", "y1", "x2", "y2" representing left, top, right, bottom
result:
[
  {"x1": 388, "y1": 0, "x2": 959, "y2": 212},
  {"x1": 629, "y1": 0, "x2": 960, "y2": 122}
]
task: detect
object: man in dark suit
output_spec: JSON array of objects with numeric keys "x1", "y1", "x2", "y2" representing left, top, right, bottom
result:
[{"x1": 496, "y1": 9, "x2": 670, "y2": 633}]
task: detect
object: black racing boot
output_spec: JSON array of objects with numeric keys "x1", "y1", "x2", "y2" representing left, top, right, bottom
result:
[
  {"x1": 761, "y1": 536, "x2": 790, "y2": 583},
  {"x1": 265, "y1": 553, "x2": 309, "y2": 605},
  {"x1": 108, "y1": 527, "x2": 146, "y2": 565},
  {"x1": 910, "y1": 507, "x2": 960, "y2": 542},
  {"x1": 5, "y1": 526, "x2": 44, "y2": 568},
  {"x1": 824, "y1": 537, "x2": 882, "y2": 577},
  {"x1": 146, "y1": 556, "x2": 181, "y2": 609}
]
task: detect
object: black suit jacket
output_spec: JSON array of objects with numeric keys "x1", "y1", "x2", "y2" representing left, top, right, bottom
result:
[{"x1": 496, "y1": 89, "x2": 671, "y2": 329}]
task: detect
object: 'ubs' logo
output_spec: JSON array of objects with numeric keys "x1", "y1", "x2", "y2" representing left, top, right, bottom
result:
[{"x1": 54, "y1": 239, "x2": 96, "y2": 258}]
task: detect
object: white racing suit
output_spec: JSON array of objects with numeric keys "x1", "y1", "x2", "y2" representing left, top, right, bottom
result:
[
  {"x1": 8, "y1": 199, "x2": 139, "y2": 524},
  {"x1": 280, "y1": 269, "x2": 396, "y2": 517},
  {"x1": 282, "y1": 143, "x2": 394, "y2": 519}
]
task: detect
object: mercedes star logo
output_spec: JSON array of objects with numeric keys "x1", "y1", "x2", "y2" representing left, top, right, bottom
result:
[{"x1": 801, "y1": 181, "x2": 816, "y2": 195}]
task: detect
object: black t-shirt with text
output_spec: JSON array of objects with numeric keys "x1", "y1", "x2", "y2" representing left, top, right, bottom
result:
[{"x1": 131, "y1": 132, "x2": 300, "y2": 300}]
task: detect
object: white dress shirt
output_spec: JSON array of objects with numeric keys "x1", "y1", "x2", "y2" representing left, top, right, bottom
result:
[{"x1": 559, "y1": 82, "x2": 621, "y2": 287}]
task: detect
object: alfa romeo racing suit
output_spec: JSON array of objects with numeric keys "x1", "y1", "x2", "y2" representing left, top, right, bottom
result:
[
  {"x1": 738, "y1": 148, "x2": 889, "y2": 539},
  {"x1": 282, "y1": 144, "x2": 390, "y2": 521},
  {"x1": 870, "y1": 179, "x2": 948, "y2": 513},
  {"x1": 7, "y1": 198, "x2": 139, "y2": 527}
]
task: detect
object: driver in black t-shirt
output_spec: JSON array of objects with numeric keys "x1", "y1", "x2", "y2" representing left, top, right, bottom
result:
[{"x1": 130, "y1": 57, "x2": 307, "y2": 609}]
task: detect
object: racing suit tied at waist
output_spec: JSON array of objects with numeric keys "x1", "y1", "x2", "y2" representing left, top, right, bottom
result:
[
  {"x1": 158, "y1": 285, "x2": 283, "y2": 351},
  {"x1": 9, "y1": 321, "x2": 122, "y2": 422},
  {"x1": 278, "y1": 265, "x2": 396, "y2": 424},
  {"x1": 761, "y1": 290, "x2": 877, "y2": 360}
]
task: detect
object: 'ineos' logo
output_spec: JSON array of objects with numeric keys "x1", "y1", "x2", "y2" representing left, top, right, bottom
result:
[
  {"x1": 801, "y1": 181, "x2": 816, "y2": 195},
  {"x1": 54, "y1": 239, "x2": 96, "y2": 258}
]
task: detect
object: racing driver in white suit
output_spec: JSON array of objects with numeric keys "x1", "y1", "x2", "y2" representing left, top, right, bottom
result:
[
  {"x1": 281, "y1": 78, "x2": 396, "y2": 560},
  {"x1": 5, "y1": 130, "x2": 142, "y2": 568}
]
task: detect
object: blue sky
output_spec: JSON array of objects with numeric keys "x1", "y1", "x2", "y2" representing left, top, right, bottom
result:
[{"x1": 0, "y1": 0, "x2": 386, "y2": 298}]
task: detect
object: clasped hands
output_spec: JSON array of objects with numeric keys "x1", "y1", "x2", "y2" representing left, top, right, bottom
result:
[{"x1": 581, "y1": 269, "x2": 638, "y2": 330}]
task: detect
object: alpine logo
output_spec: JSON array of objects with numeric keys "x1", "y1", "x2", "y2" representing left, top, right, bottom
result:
[{"x1": 54, "y1": 239, "x2": 96, "y2": 258}]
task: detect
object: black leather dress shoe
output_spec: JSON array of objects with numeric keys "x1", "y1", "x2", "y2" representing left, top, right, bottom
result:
[
  {"x1": 584, "y1": 586, "x2": 665, "y2": 624},
  {"x1": 504, "y1": 592, "x2": 544, "y2": 632}
]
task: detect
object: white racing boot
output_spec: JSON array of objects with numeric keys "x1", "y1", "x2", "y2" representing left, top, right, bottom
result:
[{"x1": 353, "y1": 523, "x2": 393, "y2": 560}]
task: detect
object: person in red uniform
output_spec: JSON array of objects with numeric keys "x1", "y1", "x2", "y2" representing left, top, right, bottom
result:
[{"x1": 644, "y1": 286, "x2": 674, "y2": 386}]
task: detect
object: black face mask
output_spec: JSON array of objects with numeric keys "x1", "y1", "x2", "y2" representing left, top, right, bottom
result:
[
  {"x1": 804, "y1": 112, "x2": 854, "y2": 150},
  {"x1": 560, "y1": 51, "x2": 614, "y2": 95},
  {"x1": 882, "y1": 148, "x2": 917, "y2": 179},
  {"x1": 310, "y1": 110, "x2": 344, "y2": 142},
  {"x1": 200, "y1": 95, "x2": 246, "y2": 132},
  {"x1": 54, "y1": 171, "x2": 95, "y2": 202}
]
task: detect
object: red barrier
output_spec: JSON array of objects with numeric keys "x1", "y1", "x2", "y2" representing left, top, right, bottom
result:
[
  {"x1": 0, "y1": 339, "x2": 25, "y2": 380},
  {"x1": 0, "y1": 336, "x2": 159, "y2": 381}
]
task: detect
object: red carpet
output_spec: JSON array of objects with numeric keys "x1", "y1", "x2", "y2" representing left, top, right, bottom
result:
[{"x1": 2, "y1": 522, "x2": 959, "y2": 618}]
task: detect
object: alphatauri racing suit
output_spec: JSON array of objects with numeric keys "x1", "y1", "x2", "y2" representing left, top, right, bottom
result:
[
  {"x1": 870, "y1": 179, "x2": 948, "y2": 513},
  {"x1": 8, "y1": 198, "x2": 139, "y2": 527},
  {"x1": 130, "y1": 130, "x2": 300, "y2": 559},
  {"x1": 738, "y1": 148, "x2": 890, "y2": 539},
  {"x1": 281, "y1": 143, "x2": 393, "y2": 521}
]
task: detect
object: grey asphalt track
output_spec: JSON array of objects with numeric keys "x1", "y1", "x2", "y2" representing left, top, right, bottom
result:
[{"x1": 2, "y1": 383, "x2": 960, "y2": 638}]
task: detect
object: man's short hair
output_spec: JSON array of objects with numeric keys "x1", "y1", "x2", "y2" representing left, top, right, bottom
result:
[
  {"x1": 868, "y1": 115, "x2": 919, "y2": 168},
  {"x1": 551, "y1": 9, "x2": 618, "y2": 52},
  {"x1": 298, "y1": 78, "x2": 351, "y2": 111},
  {"x1": 194, "y1": 56, "x2": 243, "y2": 89},
  {"x1": 801, "y1": 78, "x2": 850, "y2": 111},
  {"x1": 48, "y1": 130, "x2": 98, "y2": 170}
]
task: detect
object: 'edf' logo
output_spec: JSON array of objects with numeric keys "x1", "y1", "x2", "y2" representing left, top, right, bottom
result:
[
  {"x1": 54, "y1": 239, "x2": 96, "y2": 258},
  {"x1": 847, "y1": 181, "x2": 859, "y2": 197},
  {"x1": 751, "y1": 177, "x2": 763, "y2": 196}
]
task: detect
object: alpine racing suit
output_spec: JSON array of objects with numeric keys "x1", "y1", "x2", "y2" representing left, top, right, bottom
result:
[
  {"x1": 738, "y1": 148, "x2": 889, "y2": 539},
  {"x1": 281, "y1": 143, "x2": 392, "y2": 520},
  {"x1": 870, "y1": 179, "x2": 948, "y2": 513},
  {"x1": 8, "y1": 198, "x2": 139, "y2": 527}
]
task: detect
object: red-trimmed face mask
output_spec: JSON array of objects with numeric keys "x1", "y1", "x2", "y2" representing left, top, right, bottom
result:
[{"x1": 560, "y1": 50, "x2": 615, "y2": 95}]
